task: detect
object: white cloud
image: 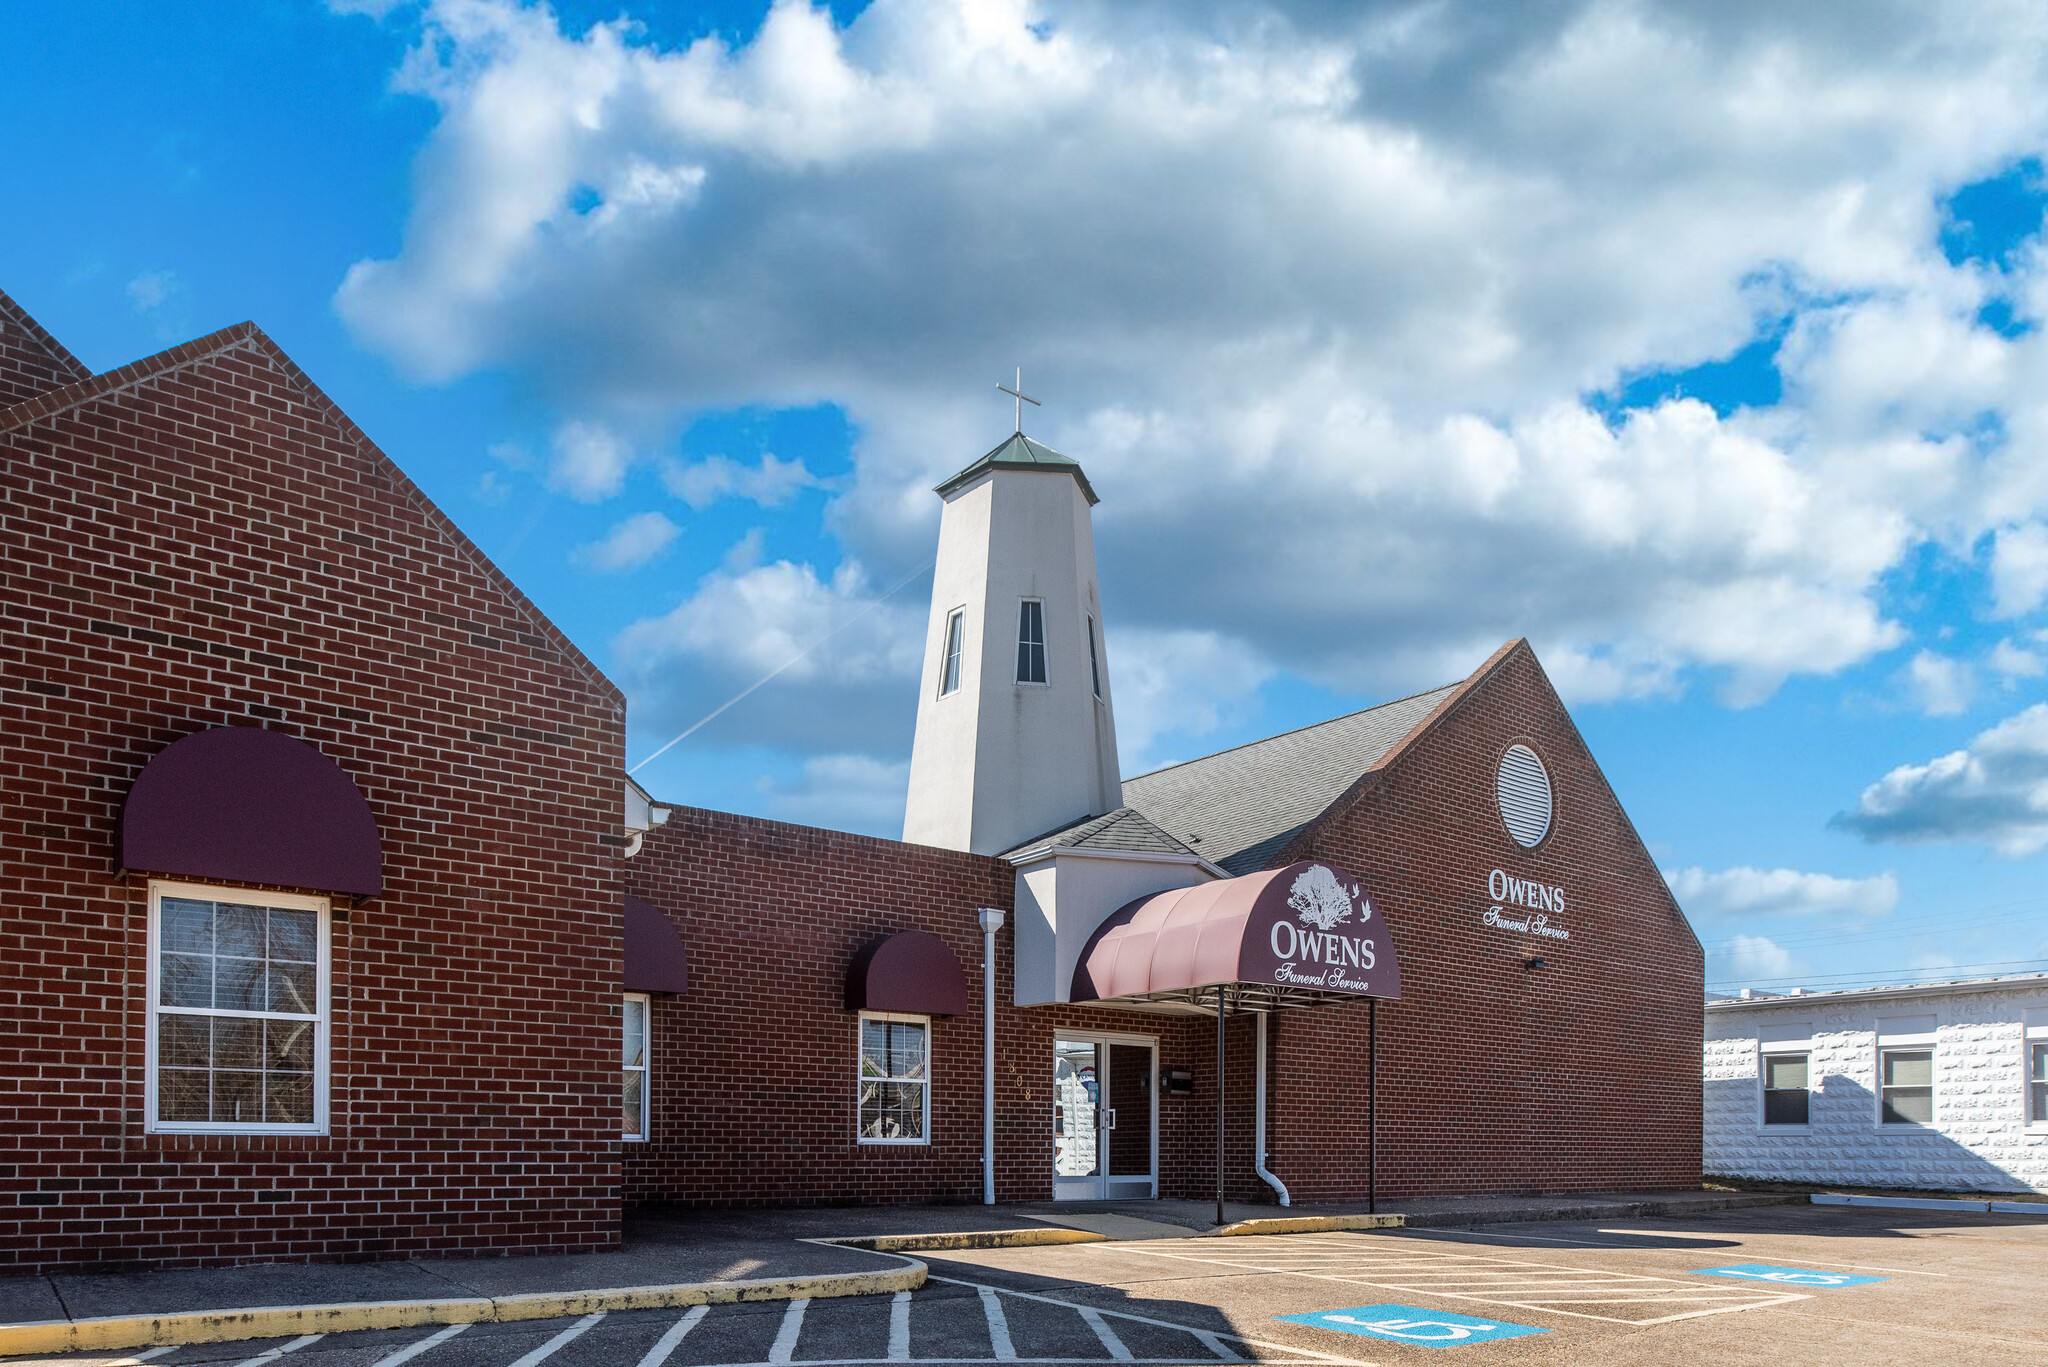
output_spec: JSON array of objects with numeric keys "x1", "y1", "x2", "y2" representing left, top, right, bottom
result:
[
  {"x1": 335, "y1": 0, "x2": 2048, "y2": 730},
  {"x1": 549, "y1": 419, "x2": 632, "y2": 501},
  {"x1": 1716, "y1": 934, "x2": 1797, "y2": 984},
  {"x1": 1901, "y1": 650, "x2": 1975, "y2": 717},
  {"x1": 613, "y1": 551, "x2": 926, "y2": 753},
  {"x1": 1991, "y1": 636, "x2": 2045, "y2": 681},
  {"x1": 1109, "y1": 627, "x2": 1275, "y2": 773},
  {"x1": 573, "y1": 509, "x2": 679, "y2": 570},
  {"x1": 661, "y1": 452, "x2": 819, "y2": 509},
  {"x1": 1666, "y1": 865, "x2": 1899, "y2": 921},
  {"x1": 126, "y1": 270, "x2": 177, "y2": 312},
  {"x1": 1991, "y1": 522, "x2": 2048, "y2": 617},
  {"x1": 758, "y1": 753, "x2": 911, "y2": 833},
  {"x1": 1839, "y1": 702, "x2": 2048, "y2": 855}
]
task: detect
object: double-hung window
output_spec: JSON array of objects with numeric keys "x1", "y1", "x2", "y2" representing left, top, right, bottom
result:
[
  {"x1": 2027, "y1": 1011, "x2": 2048, "y2": 1126},
  {"x1": 940, "y1": 609, "x2": 965, "y2": 696},
  {"x1": 623, "y1": 993, "x2": 650, "y2": 1142},
  {"x1": 858, "y1": 1012, "x2": 929, "y2": 1143},
  {"x1": 1880, "y1": 1048, "x2": 1934, "y2": 1125},
  {"x1": 1761, "y1": 1052, "x2": 1810, "y2": 1125},
  {"x1": 147, "y1": 881, "x2": 328, "y2": 1134},
  {"x1": 1087, "y1": 614, "x2": 1102, "y2": 699},
  {"x1": 1016, "y1": 600, "x2": 1047, "y2": 684}
]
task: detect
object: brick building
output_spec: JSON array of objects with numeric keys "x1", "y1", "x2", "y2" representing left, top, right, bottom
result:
[{"x1": 2, "y1": 289, "x2": 1703, "y2": 1274}]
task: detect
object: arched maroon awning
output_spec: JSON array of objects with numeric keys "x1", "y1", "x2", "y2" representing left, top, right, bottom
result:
[
  {"x1": 1073, "y1": 860, "x2": 1402, "y2": 1009},
  {"x1": 120, "y1": 727, "x2": 383, "y2": 897},
  {"x1": 845, "y1": 929, "x2": 970, "y2": 1016},
  {"x1": 624, "y1": 894, "x2": 690, "y2": 995}
]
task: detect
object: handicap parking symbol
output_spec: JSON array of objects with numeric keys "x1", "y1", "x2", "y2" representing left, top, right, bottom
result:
[
  {"x1": 1692, "y1": 1263, "x2": 1887, "y2": 1288},
  {"x1": 1278, "y1": 1304, "x2": 1548, "y2": 1348}
]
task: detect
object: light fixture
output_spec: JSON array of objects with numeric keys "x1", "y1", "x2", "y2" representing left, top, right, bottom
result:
[{"x1": 1523, "y1": 956, "x2": 1546, "y2": 970}]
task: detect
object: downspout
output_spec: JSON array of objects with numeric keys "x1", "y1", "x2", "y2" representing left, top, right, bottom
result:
[
  {"x1": 1254, "y1": 1010, "x2": 1289, "y2": 1206},
  {"x1": 978, "y1": 908, "x2": 1005, "y2": 1205}
]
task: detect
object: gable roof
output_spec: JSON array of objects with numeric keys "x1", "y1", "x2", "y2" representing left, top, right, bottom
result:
[
  {"x1": 935, "y1": 432, "x2": 1099, "y2": 505},
  {"x1": 1002, "y1": 806, "x2": 1205, "y2": 861},
  {"x1": 0, "y1": 317, "x2": 623, "y2": 714},
  {"x1": 0, "y1": 287, "x2": 92, "y2": 408},
  {"x1": 1120, "y1": 680, "x2": 1465, "y2": 875}
]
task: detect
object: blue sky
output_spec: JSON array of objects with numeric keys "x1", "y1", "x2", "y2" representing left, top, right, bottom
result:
[{"x1": 8, "y1": 1, "x2": 2048, "y2": 996}]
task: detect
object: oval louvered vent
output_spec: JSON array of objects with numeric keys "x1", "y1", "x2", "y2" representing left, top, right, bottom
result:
[{"x1": 1496, "y1": 744, "x2": 1553, "y2": 848}]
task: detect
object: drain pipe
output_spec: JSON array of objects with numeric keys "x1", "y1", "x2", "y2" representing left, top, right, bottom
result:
[
  {"x1": 1254, "y1": 1011, "x2": 1289, "y2": 1206},
  {"x1": 978, "y1": 908, "x2": 1004, "y2": 1206}
]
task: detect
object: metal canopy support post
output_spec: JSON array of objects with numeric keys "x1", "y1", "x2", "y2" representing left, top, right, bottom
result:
[
  {"x1": 1215, "y1": 984, "x2": 1227, "y2": 1228},
  {"x1": 1368, "y1": 996, "x2": 1378, "y2": 1215}
]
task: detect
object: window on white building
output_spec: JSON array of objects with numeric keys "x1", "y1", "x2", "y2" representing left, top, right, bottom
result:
[
  {"x1": 2030, "y1": 1042, "x2": 2047, "y2": 1125},
  {"x1": 1087, "y1": 614, "x2": 1101, "y2": 699},
  {"x1": 940, "y1": 609, "x2": 965, "y2": 696},
  {"x1": 147, "y1": 881, "x2": 328, "y2": 1134},
  {"x1": 1016, "y1": 600, "x2": 1047, "y2": 684},
  {"x1": 1880, "y1": 1048, "x2": 1934, "y2": 1125},
  {"x1": 858, "y1": 1012, "x2": 929, "y2": 1143},
  {"x1": 623, "y1": 993, "x2": 650, "y2": 1141},
  {"x1": 1762, "y1": 1052, "x2": 1809, "y2": 1125}
]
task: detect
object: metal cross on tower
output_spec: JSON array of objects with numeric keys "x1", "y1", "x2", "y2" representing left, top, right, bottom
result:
[{"x1": 997, "y1": 367, "x2": 1040, "y2": 434}]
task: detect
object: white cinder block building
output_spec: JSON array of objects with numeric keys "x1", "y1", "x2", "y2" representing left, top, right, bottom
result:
[{"x1": 1704, "y1": 974, "x2": 2048, "y2": 1194}]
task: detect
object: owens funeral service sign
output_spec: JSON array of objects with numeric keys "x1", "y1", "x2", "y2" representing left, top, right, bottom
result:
[{"x1": 1072, "y1": 860, "x2": 1403, "y2": 1005}]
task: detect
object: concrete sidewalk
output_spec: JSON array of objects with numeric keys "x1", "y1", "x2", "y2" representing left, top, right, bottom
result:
[{"x1": 0, "y1": 1188, "x2": 1800, "y2": 1356}]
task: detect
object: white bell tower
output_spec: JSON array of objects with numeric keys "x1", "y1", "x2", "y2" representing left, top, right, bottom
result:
[{"x1": 903, "y1": 403, "x2": 1121, "y2": 855}]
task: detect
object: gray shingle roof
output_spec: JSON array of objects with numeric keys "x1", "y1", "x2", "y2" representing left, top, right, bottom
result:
[
  {"x1": 1002, "y1": 806, "x2": 1199, "y2": 860},
  {"x1": 1121, "y1": 682, "x2": 1461, "y2": 875}
]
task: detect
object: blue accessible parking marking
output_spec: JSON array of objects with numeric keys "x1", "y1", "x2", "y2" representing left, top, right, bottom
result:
[
  {"x1": 1692, "y1": 1263, "x2": 1888, "y2": 1288},
  {"x1": 1278, "y1": 1304, "x2": 1549, "y2": 1347}
]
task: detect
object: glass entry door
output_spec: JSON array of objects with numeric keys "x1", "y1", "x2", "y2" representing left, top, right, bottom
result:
[{"x1": 1053, "y1": 1033, "x2": 1156, "y2": 1199}]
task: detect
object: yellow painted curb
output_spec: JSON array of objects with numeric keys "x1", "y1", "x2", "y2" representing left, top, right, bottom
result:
[
  {"x1": 0, "y1": 1260, "x2": 924, "y2": 1358},
  {"x1": 1211, "y1": 1213, "x2": 1406, "y2": 1237},
  {"x1": 810, "y1": 1228, "x2": 1107, "y2": 1252}
]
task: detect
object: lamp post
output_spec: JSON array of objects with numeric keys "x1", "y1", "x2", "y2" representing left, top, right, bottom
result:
[{"x1": 978, "y1": 908, "x2": 1005, "y2": 1205}]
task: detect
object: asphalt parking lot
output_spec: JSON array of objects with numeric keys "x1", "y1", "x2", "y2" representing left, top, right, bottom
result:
[{"x1": 9, "y1": 1203, "x2": 2046, "y2": 1367}]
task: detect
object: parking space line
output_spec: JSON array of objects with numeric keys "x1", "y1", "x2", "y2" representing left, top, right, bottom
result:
[
  {"x1": 928, "y1": 1275, "x2": 1369, "y2": 1365},
  {"x1": 769, "y1": 1298, "x2": 810, "y2": 1365},
  {"x1": 230, "y1": 1333, "x2": 324, "y2": 1366},
  {"x1": 1075, "y1": 1306, "x2": 1132, "y2": 1362},
  {"x1": 888, "y1": 1290, "x2": 911, "y2": 1361},
  {"x1": 370, "y1": 1322, "x2": 471, "y2": 1367},
  {"x1": 508, "y1": 1311, "x2": 606, "y2": 1367},
  {"x1": 636, "y1": 1305, "x2": 709, "y2": 1367},
  {"x1": 980, "y1": 1286, "x2": 1018, "y2": 1361}
]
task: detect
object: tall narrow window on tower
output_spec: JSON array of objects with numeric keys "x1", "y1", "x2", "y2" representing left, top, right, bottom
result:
[
  {"x1": 1087, "y1": 615, "x2": 1101, "y2": 699},
  {"x1": 940, "y1": 609, "x2": 965, "y2": 696},
  {"x1": 1017, "y1": 600, "x2": 1048, "y2": 684}
]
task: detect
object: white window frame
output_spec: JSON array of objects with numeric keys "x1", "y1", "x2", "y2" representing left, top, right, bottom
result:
[
  {"x1": 1015, "y1": 598, "x2": 1049, "y2": 686},
  {"x1": 1086, "y1": 613, "x2": 1102, "y2": 700},
  {"x1": 939, "y1": 607, "x2": 966, "y2": 697},
  {"x1": 856, "y1": 1010, "x2": 932, "y2": 1146},
  {"x1": 1875, "y1": 1016, "x2": 1937, "y2": 1128},
  {"x1": 144, "y1": 879, "x2": 330, "y2": 1136},
  {"x1": 623, "y1": 991, "x2": 651, "y2": 1143},
  {"x1": 1758, "y1": 1044, "x2": 1812, "y2": 1130},
  {"x1": 2025, "y1": 1009, "x2": 2048, "y2": 1130}
]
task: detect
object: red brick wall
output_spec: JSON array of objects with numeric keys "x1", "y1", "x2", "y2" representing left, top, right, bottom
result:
[
  {"x1": 0, "y1": 288, "x2": 90, "y2": 408},
  {"x1": 1, "y1": 320, "x2": 627, "y2": 1271},
  {"x1": 1269, "y1": 643, "x2": 1704, "y2": 1200}
]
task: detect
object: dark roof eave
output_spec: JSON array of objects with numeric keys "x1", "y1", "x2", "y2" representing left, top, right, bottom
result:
[{"x1": 934, "y1": 458, "x2": 1100, "y2": 506}]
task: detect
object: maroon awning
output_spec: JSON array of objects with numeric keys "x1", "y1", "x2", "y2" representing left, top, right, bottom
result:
[
  {"x1": 845, "y1": 930, "x2": 970, "y2": 1016},
  {"x1": 1072, "y1": 860, "x2": 1402, "y2": 1009},
  {"x1": 119, "y1": 726, "x2": 383, "y2": 897},
  {"x1": 624, "y1": 894, "x2": 690, "y2": 995}
]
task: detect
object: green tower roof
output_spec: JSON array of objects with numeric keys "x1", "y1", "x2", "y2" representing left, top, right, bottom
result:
[{"x1": 934, "y1": 433, "x2": 1099, "y2": 506}]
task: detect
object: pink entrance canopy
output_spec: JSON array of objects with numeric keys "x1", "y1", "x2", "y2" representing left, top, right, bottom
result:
[
  {"x1": 1072, "y1": 860, "x2": 1402, "y2": 1011},
  {"x1": 624, "y1": 895, "x2": 691, "y2": 995}
]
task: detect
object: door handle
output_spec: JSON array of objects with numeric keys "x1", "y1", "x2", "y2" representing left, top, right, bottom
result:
[{"x1": 1103, "y1": 1109, "x2": 1117, "y2": 1130}]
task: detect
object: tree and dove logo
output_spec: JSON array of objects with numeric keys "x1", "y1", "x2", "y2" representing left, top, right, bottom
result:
[{"x1": 1289, "y1": 864, "x2": 1368, "y2": 930}]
